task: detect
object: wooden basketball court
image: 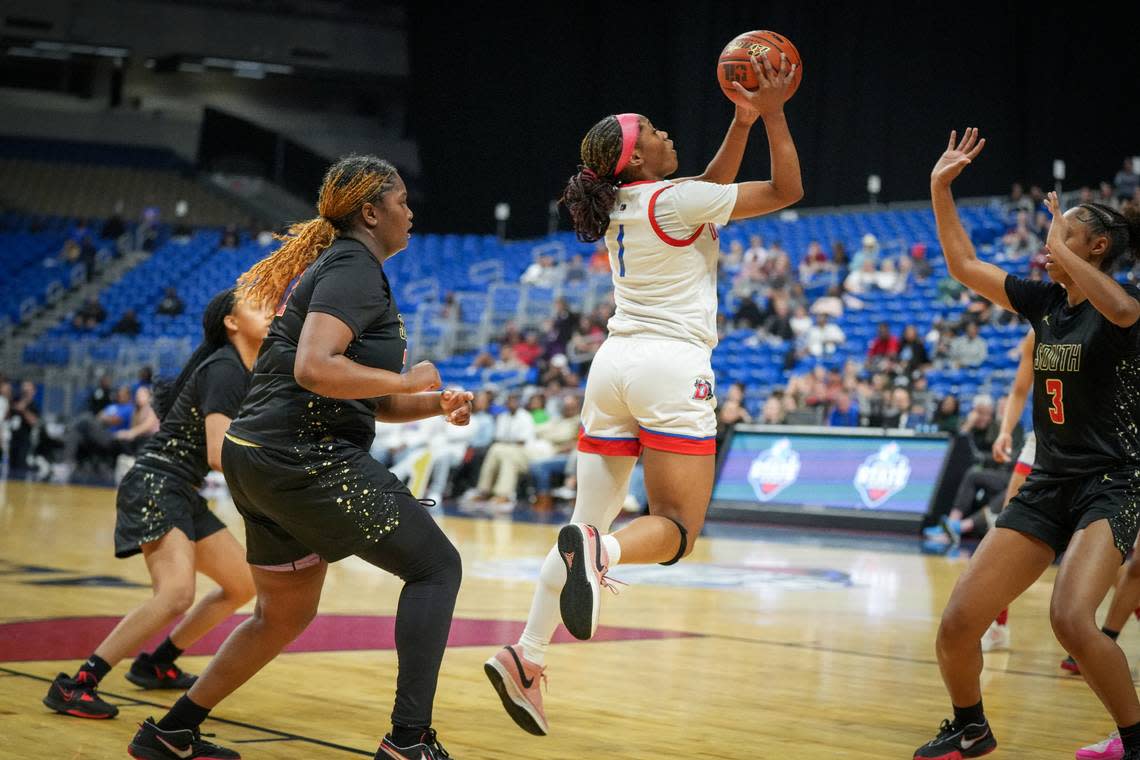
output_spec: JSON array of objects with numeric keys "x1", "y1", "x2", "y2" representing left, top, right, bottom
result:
[{"x1": 0, "y1": 479, "x2": 1128, "y2": 758}]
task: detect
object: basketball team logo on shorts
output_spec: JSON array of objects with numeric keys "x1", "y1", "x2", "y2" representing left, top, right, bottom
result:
[
  {"x1": 692, "y1": 378, "x2": 714, "y2": 401},
  {"x1": 747, "y1": 438, "x2": 801, "y2": 502},
  {"x1": 853, "y1": 443, "x2": 912, "y2": 509}
]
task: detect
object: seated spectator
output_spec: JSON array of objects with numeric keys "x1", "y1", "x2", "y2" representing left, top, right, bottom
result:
[
  {"x1": 831, "y1": 241, "x2": 849, "y2": 275},
  {"x1": 897, "y1": 324, "x2": 931, "y2": 376},
  {"x1": 762, "y1": 243, "x2": 792, "y2": 288},
  {"x1": 810, "y1": 285, "x2": 845, "y2": 319},
  {"x1": 799, "y1": 240, "x2": 829, "y2": 282},
  {"x1": 859, "y1": 373, "x2": 891, "y2": 427},
  {"x1": 760, "y1": 297, "x2": 795, "y2": 342},
  {"x1": 716, "y1": 383, "x2": 752, "y2": 446},
  {"x1": 448, "y1": 391, "x2": 496, "y2": 495},
  {"x1": 760, "y1": 394, "x2": 787, "y2": 424},
  {"x1": 101, "y1": 212, "x2": 127, "y2": 242},
  {"x1": 803, "y1": 313, "x2": 846, "y2": 357},
  {"x1": 948, "y1": 320, "x2": 988, "y2": 368},
  {"x1": 528, "y1": 395, "x2": 581, "y2": 511},
  {"x1": 527, "y1": 392, "x2": 550, "y2": 425},
  {"x1": 876, "y1": 258, "x2": 904, "y2": 292},
  {"x1": 568, "y1": 315, "x2": 606, "y2": 367},
  {"x1": 851, "y1": 233, "x2": 880, "y2": 271},
  {"x1": 6, "y1": 381, "x2": 41, "y2": 476},
  {"x1": 470, "y1": 394, "x2": 536, "y2": 508},
  {"x1": 927, "y1": 394, "x2": 1023, "y2": 542},
  {"x1": 493, "y1": 345, "x2": 527, "y2": 372},
  {"x1": 828, "y1": 392, "x2": 860, "y2": 427},
  {"x1": 513, "y1": 331, "x2": 544, "y2": 367},
  {"x1": 1001, "y1": 211, "x2": 1041, "y2": 258},
  {"x1": 73, "y1": 297, "x2": 107, "y2": 331},
  {"x1": 932, "y1": 395, "x2": 961, "y2": 434},
  {"x1": 734, "y1": 293, "x2": 765, "y2": 329},
  {"x1": 723, "y1": 239, "x2": 745, "y2": 271},
  {"x1": 87, "y1": 374, "x2": 115, "y2": 415},
  {"x1": 564, "y1": 253, "x2": 588, "y2": 283},
  {"x1": 221, "y1": 225, "x2": 239, "y2": 249},
  {"x1": 880, "y1": 388, "x2": 925, "y2": 429},
  {"x1": 867, "y1": 322, "x2": 900, "y2": 364},
  {"x1": 790, "y1": 304, "x2": 812, "y2": 339},
  {"x1": 844, "y1": 258, "x2": 879, "y2": 295},
  {"x1": 134, "y1": 366, "x2": 154, "y2": 392},
  {"x1": 63, "y1": 385, "x2": 157, "y2": 480},
  {"x1": 909, "y1": 243, "x2": 933, "y2": 281},
  {"x1": 1116, "y1": 158, "x2": 1140, "y2": 201},
  {"x1": 111, "y1": 308, "x2": 142, "y2": 337},
  {"x1": 156, "y1": 287, "x2": 185, "y2": 316},
  {"x1": 521, "y1": 254, "x2": 563, "y2": 287},
  {"x1": 744, "y1": 234, "x2": 769, "y2": 266},
  {"x1": 389, "y1": 414, "x2": 475, "y2": 504},
  {"x1": 1005, "y1": 182, "x2": 1033, "y2": 216}
]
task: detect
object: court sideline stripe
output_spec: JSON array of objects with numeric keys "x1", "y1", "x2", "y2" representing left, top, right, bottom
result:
[
  {"x1": 0, "y1": 665, "x2": 372, "y2": 756},
  {"x1": 703, "y1": 633, "x2": 1114, "y2": 684}
]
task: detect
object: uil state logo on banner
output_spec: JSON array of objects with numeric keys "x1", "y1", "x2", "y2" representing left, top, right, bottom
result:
[
  {"x1": 853, "y1": 442, "x2": 912, "y2": 508},
  {"x1": 747, "y1": 438, "x2": 801, "y2": 502}
]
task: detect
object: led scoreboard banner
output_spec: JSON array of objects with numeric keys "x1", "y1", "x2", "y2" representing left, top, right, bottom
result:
[{"x1": 711, "y1": 425, "x2": 954, "y2": 531}]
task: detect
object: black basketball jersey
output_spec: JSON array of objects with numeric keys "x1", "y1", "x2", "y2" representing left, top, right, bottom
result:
[
  {"x1": 136, "y1": 343, "x2": 250, "y2": 485},
  {"x1": 229, "y1": 237, "x2": 407, "y2": 451},
  {"x1": 1004, "y1": 275, "x2": 1140, "y2": 476}
]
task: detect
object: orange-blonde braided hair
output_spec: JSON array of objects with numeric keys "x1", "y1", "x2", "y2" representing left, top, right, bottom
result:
[{"x1": 238, "y1": 154, "x2": 397, "y2": 307}]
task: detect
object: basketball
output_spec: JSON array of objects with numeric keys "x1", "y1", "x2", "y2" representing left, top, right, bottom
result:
[{"x1": 717, "y1": 30, "x2": 802, "y2": 102}]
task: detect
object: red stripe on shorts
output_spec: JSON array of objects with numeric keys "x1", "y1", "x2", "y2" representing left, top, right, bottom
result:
[
  {"x1": 638, "y1": 427, "x2": 716, "y2": 456},
  {"x1": 1014, "y1": 461, "x2": 1033, "y2": 475},
  {"x1": 578, "y1": 429, "x2": 642, "y2": 457}
]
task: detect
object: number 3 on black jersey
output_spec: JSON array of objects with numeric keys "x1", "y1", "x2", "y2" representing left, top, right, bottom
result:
[{"x1": 1045, "y1": 378, "x2": 1065, "y2": 425}]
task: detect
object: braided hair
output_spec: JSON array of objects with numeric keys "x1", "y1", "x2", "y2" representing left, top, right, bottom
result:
[
  {"x1": 561, "y1": 116, "x2": 634, "y2": 243},
  {"x1": 238, "y1": 154, "x2": 398, "y2": 308},
  {"x1": 1075, "y1": 202, "x2": 1140, "y2": 271},
  {"x1": 152, "y1": 288, "x2": 236, "y2": 420}
]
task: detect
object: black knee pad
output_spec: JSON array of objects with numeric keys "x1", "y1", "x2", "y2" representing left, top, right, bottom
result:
[{"x1": 659, "y1": 517, "x2": 688, "y2": 566}]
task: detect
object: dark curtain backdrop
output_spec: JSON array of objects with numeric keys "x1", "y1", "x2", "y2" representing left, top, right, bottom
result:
[{"x1": 408, "y1": 1, "x2": 1140, "y2": 236}]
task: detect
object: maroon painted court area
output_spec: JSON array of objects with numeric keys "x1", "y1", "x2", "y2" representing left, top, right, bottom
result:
[{"x1": 0, "y1": 615, "x2": 697, "y2": 662}]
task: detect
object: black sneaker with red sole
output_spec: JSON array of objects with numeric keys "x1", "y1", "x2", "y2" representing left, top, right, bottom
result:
[
  {"x1": 128, "y1": 718, "x2": 240, "y2": 759},
  {"x1": 126, "y1": 653, "x2": 198, "y2": 690},
  {"x1": 42, "y1": 671, "x2": 119, "y2": 719}
]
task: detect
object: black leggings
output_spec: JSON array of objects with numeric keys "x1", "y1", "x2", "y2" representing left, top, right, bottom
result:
[{"x1": 355, "y1": 494, "x2": 462, "y2": 729}]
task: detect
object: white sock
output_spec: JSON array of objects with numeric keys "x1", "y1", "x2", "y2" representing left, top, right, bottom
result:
[
  {"x1": 517, "y1": 546, "x2": 565, "y2": 665},
  {"x1": 515, "y1": 453, "x2": 636, "y2": 666},
  {"x1": 601, "y1": 534, "x2": 622, "y2": 566}
]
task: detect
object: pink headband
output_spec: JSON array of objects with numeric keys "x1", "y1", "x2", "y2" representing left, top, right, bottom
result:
[{"x1": 612, "y1": 113, "x2": 640, "y2": 177}]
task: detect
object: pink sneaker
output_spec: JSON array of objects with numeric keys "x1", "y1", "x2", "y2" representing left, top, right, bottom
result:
[
  {"x1": 557, "y1": 523, "x2": 624, "y2": 640},
  {"x1": 1077, "y1": 732, "x2": 1122, "y2": 760},
  {"x1": 484, "y1": 646, "x2": 548, "y2": 736}
]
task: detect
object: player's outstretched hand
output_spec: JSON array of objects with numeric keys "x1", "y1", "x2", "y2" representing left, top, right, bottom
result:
[
  {"x1": 728, "y1": 52, "x2": 797, "y2": 118},
  {"x1": 992, "y1": 431, "x2": 1013, "y2": 464},
  {"x1": 404, "y1": 361, "x2": 442, "y2": 393},
  {"x1": 931, "y1": 128, "x2": 986, "y2": 187},
  {"x1": 440, "y1": 388, "x2": 474, "y2": 426}
]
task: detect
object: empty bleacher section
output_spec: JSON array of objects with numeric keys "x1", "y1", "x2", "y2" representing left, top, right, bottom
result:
[{"x1": 0, "y1": 137, "x2": 244, "y2": 227}]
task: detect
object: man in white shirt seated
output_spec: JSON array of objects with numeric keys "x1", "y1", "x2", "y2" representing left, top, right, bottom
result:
[{"x1": 471, "y1": 394, "x2": 536, "y2": 508}]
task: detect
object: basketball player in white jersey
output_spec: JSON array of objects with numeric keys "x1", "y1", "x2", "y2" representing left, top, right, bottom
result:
[{"x1": 484, "y1": 52, "x2": 802, "y2": 735}]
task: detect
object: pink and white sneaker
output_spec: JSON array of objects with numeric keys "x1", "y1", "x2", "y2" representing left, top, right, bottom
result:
[
  {"x1": 1077, "y1": 732, "x2": 1123, "y2": 760},
  {"x1": 484, "y1": 646, "x2": 548, "y2": 736},
  {"x1": 557, "y1": 523, "x2": 623, "y2": 640}
]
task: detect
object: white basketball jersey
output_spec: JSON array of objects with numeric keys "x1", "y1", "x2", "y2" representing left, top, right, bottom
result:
[{"x1": 603, "y1": 179, "x2": 739, "y2": 349}]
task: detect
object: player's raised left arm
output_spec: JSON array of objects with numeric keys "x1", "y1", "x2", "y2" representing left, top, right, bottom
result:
[
  {"x1": 930, "y1": 129, "x2": 1014, "y2": 312},
  {"x1": 1043, "y1": 192, "x2": 1140, "y2": 328}
]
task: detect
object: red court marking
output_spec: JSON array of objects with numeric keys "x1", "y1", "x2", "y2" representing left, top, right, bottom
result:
[{"x1": 0, "y1": 615, "x2": 697, "y2": 662}]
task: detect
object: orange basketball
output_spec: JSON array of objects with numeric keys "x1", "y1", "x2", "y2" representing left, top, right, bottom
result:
[{"x1": 717, "y1": 30, "x2": 802, "y2": 102}]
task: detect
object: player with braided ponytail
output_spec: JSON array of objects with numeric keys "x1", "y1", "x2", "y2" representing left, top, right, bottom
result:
[
  {"x1": 487, "y1": 53, "x2": 803, "y2": 736},
  {"x1": 44, "y1": 287, "x2": 272, "y2": 722},
  {"x1": 131, "y1": 154, "x2": 473, "y2": 760}
]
